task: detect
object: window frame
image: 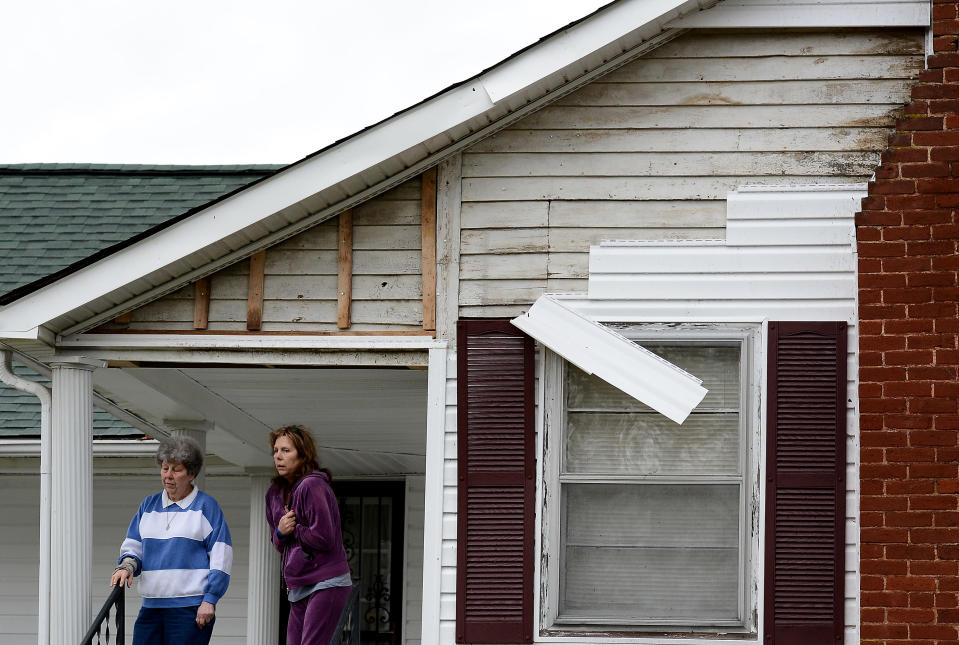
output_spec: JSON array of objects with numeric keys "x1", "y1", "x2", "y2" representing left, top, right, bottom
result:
[{"x1": 538, "y1": 323, "x2": 762, "y2": 639}]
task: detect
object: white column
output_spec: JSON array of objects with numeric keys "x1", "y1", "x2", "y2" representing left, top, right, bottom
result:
[
  {"x1": 246, "y1": 468, "x2": 280, "y2": 645},
  {"x1": 166, "y1": 419, "x2": 212, "y2": 490},
  {"x1": 49, "y1": 356, "x2": 104, "y2": 645}
]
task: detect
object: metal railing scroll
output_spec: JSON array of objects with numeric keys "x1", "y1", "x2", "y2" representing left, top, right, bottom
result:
[
  {"x1": 329, "y1": 584, "x2": 361, "y2": 645},
  {"x1": 80, "y1": 584, "x2": 125, "y2": 645}
]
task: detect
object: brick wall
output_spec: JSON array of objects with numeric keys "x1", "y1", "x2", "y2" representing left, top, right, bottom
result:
[{"x1": 858, "y1": 3, "x2": 959, "y2": 643}]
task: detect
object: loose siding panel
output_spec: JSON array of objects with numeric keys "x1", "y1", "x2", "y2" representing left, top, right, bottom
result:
[
  {"x1": 122, "y1": 179, "x2": 425, "y2": 332},
  {"x1": 458, "y1": 27, "x2": 922, "y2": 317}
]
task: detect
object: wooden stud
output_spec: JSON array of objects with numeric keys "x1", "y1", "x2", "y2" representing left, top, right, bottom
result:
[
  {"x1": 193, "y1": 277, "x2": 211, "y2": 330},
  {"x1": 247, "y1": 251, "x2": 266, "y2": 331},
  {"x1": 421, "y1": 167, "x2": 437, "y2": 331},
  {"x1": 337, "y1": 209, "x2": 354, "y2": 329}
]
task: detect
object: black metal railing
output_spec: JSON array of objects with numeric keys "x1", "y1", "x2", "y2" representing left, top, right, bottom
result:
[
  {"x1": 329, "y1": 585, "x2": 361, "y2": 645},
  {"x1": 81, "y1": 584, "x2": 125, "y2": 645}
]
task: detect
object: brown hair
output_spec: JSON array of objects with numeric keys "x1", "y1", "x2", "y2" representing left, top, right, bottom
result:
[{"x1": 269, "y1": 424, "x2": 329, "y2": 488}]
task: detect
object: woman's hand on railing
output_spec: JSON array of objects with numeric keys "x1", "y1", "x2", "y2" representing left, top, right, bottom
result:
[{"x1": 110, "y1": 568, "x2": 132, "y2": 588}]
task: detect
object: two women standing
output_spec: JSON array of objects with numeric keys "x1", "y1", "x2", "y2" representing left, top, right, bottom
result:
[
  {"x1": 266, "y1": 425, "x2": 352, "y2": 645},
  {"x1": 110, "y1": 426, "x2": 350, "y2": 645}
]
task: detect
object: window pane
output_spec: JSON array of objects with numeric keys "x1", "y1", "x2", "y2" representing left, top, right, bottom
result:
[
  {"x1": 565, "y1": 412, "x2": 740, "y2": 475},
  {"x1": 561, "y1": 484, "x2": 740, "y2": 622},
  {"x1": 567, "y1": 345, "x2": 740, "y2": 411}
]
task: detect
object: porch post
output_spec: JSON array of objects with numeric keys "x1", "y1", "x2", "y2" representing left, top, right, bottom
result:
[
  {"x1": 49, "y1": 356, "x2": 105, "y2": 645},
  {"x1": 246, "y1": 468, "x2": 280, "y2": 645},
  {"x1": 166, "y1": 419, "x2": 212, "y2": 490}
]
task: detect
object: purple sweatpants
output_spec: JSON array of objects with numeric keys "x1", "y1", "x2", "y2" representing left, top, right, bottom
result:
[{"x1": 286, "y1": 585, "x2": 352, "y2": 645}]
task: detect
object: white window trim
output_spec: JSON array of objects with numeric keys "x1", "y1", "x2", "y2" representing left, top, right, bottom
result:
[{"x1": 536, "y1": 323, "x2": 764, "y2": 644}]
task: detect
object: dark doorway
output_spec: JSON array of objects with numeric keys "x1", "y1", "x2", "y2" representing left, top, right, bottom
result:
[{"x1": 279, "y1": 481, "x2": 405, "y2": 645}]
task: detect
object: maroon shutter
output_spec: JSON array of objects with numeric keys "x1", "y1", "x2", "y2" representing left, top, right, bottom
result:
[
  {"x1": 456, "y1": 319, "x2": 534, "y2": 644},
  {"x1": 765, "y1": 321, "x2": 847, "y2": 645}
]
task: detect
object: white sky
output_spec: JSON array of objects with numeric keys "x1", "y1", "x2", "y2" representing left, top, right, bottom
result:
[{"x1": 0, "y1": 0, "x2": 609, "y2": 165}]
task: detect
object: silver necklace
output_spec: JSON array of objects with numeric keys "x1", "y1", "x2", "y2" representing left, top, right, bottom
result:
[{"x1": 165, "y1": 510, "x2": 177, "y2": 530}]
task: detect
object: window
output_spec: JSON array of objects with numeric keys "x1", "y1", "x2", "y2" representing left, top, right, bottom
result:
[{"x1": 540, "y1": 326, "x2": 759, "y2": 634}]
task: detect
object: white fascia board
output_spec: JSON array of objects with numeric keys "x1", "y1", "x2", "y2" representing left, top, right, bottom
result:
[
  {"x1": 511, "y1": 295, "x2": 707, "y2": 424},
  {"x1": 667, "y1": 2, "x2": 929, "y2": 28},
  {"x1": 58, "y1": 334, "x2": 447, "y2": 351},
  {"x1": 0, "y1": 83, "x2": 495, "y2": 337},
  {"x1": 482, "y1": 0, "x2": 697, "y2": 102}
]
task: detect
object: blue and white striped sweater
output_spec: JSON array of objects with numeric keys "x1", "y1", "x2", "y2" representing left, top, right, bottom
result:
[{"x1": 119, "y1": 487, "x2": 232, "y2": 608}]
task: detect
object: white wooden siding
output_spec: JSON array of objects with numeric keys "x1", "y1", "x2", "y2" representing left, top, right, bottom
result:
[
  {"x1": 1, "y1": 473, "x2": 427, "y2": 645},
  {"x1": 123, "y1": 179, "x2": 425, "y2": 332},
  {"x1": 459, "y1": 28, "x2": 922, "y2": 317}
]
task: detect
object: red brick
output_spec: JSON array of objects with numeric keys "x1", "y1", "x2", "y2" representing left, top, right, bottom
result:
[
  {"x1": 937, "y1": 511, "x2": 959, "y2": 526},
  {"x1": 861, "y1": 382, "x2": 883, "y2": 397},
  {"x1": 899, "y1": 116, "x2": 946, "y2": 131},
  {"x1": 910, "y1": 463, "x2": 959, "y2": 479},
  {"x1": 863, "y1": 591, "x2": 909, "y2": 607},
  {"x1": 858, "y1": 226, "x2": 882, "y2": 242},
  {"x1": 887, "y1": 576, "x2": 938, "y2": 591},
  {"x1": 885, "y1": 226, "x2": 933, "y2": 241},
  {"x1": 887, "y1": 607, "x2": 936, "y2": 622},
  {"x1": 936, "y1": 381, "x2": 959, "y2": 397},
  {"x1": 862, "y1": 527, "x2": 910, "y2": 543},
  {"x1": 876, "y1": 164, "x2": 901, "y2": 179},
  {"x1": 884, "y1": 256, "x2": 933, "y2": 272},
  {"x1": 942, "y1": 480, "x2": 959, "y2": 493},
  {"x1": 887, "y1": 349, "x2": 935, "y2": 365},
  {"x1": 932, "y1": 223, "x2": 959, "y2": 239},
  {"x1": 861, "y1": 320, "x2": 883, "y2": 335},
  {"x1": 909, "y1": 271, "x2": 957, "y2": 287},
  {"x1": 860, "y1": 429, "x2": 908, "y2": 447},
  {"x1": 886, "y1": 413, "x2": 935, "y2": 429},
  {"x1": 862, "y1": 463, "x2": 910, "y2": 479},
  {"x1": 885, "y1": 381, "x2": 934, "y2": 396},
  {"x1": 861, "y1": 366, "x2": 909, "y2": 382},
  {"x1": 885, "y1": 288, "x2": 934, "y2": 303},
  {"x1": 912, "y1": 528, "x2": 959, "y2": 544},
  {"x1": 888, "y1": 480, "x2": 936, "y2": 495},
  {"x1": 916, "y1": 130, "x2": 959, "y2": 146},
  {"x1": 922, "y1": 68, "x2": 945, "y2": 84},
  {"x1": 909, "y1": 398, "x2": 958, "y2": 414},
  {"x1": 936, "y1": 191, "x2": 959, "y2": 206},
  {"x1": 933, "y1": 288, "x2": 959, "y2": 302},
  {"x1": 912, "y1": 496, "x2": 959, "y2": 510},
  {"x1": 939, "y1": 608, "x2": 959, "y2": 623},
  {"x1": 935, "y1": 414, "x2": 959, "y2": 429},
  {"x1": 887, "y1": 511, "x2": 935, "y2": 527},
  {"x1": 942, "y1": 575, "x2": 959, "y2": 591},
  {"x1": 859, "y1": 211, "x2": 904, "y2": 227},
  {"x1": 909, "y1": 333, "x2": 953, "y2": 349},
  {"x1": 861, "y1": 607, "x2": 885, "y2": 623},
  {"x1": 906, "y1": 101, "x2": 931, "y2": 116},
  {"x1": 908, "y1": 303, "x2": 958, "y2": 319},
  {"x1": 859, "y1": 258, "x2": 883, "y2": 274},
  {"x1": 936, "y1": 592, "x2": 959, "y2": 608},
  {"x1": 860, "y1": 289, "x2": 883, "y2": 306},
  {"x1": 861, "y1": 623, "x2": 909, "y2": 639},
  {"x1": 931, "y1": 99, "x2": 959, "y2": 115},
  {"x1": 861, "y1": 194, "x2": 887, "y2": 210},
  {"x1": 863, "y1": 495, "x2": 910, "y2": 510},
  {"x1": 937, "y1": 319, "x2": 959, "y2": 333},
  {"x1": 874, "y1": 178, "x2": 920, "y2": 194},
  {"x1": 861, "y1": 478, "x2": 884, "y2": 495},
  {"x1": 912, "y1": 560, "x2": 959, "y2": 576},
  {"x1": 909, "y1": 623, "x2": 959, "y2": 639},
  {"x1": 906, "y1": 240, "x2": 956, "y2": 255},
  {"x1": 933, "y1": 254, "x2": 959, "y2": 270},
  {"x1": 910, "y1": 592, "x2": 936, "y2": 608},
  {"x1": 862, "y1": 304, "x2": 909, "y2": 320},
  {"x1": 888, "y1": 319, "x2": 936, "y2": 334},
  {"x1": 862, "y1": 398, "x2": 905, "y2": 414},
  {"x1": 861, "y1": 241, "x2": 909, "y2": 257},
  {"x1": 902, "y1": 209, "x2": 954, "y2": 225},
  {"x1": 888, "y1": 544, "x2": 937, "y2": 560},
  {"x1": 887, "y1": 147, "x2": 931, "y2": 164},
  {"x1": 887, "y1": 447, "x2": 937, "y2": 462},
  {"x1": 861, "y1": 447, "x2": 885, "y2": 464},
  {"x1": 862, "y1": 574, "x2": 886, "y2": 591},
  {"x1": 887, "y1": 194, "x2": 939, "y2": 210},
  {"x1": 941, "y1": 545, "x2": 959, "y2": 560}
]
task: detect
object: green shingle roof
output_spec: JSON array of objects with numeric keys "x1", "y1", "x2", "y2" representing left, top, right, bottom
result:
[
  {"x1": 0, "y1": 164, "x2": 280, "y2": 298},
  {"x1": 0, "y1": 164, "x2": 281, "y2": 438}
]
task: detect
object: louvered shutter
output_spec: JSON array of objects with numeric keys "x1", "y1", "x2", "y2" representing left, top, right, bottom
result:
[
  {"x1": 765, "y1": 321, "x2": 846, "y2": 645},
  {"x1": 456, "y1": 319, "x2": 534, "y2": 644}
]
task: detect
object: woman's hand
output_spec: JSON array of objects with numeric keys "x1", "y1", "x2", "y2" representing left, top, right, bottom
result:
[
  {"x1": 110, "y1": 568, "x2": 133, "y2": 588},
  {"x1": 278, "y1": 508, "x2": 296, "y2": 536},
  {"x1": 195, "y1": 601, "x2": 215, "y2": 629}
]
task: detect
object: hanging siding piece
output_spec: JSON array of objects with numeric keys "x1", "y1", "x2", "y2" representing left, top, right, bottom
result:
[
  {"x1": 337, "y1": 209, "x2": 354, "y2": 330},
  {"x1": 246, "y1": 251, "x2": 266, "y2": 331},
  {"x1": 511, "y1": 295, "x2": 707, "y2": 424},
  {"x1": 193, "y1": 277, "x2": 211, "y2": 330},
  {"x1": 421, "y1": 167, "x2": 437, "y2": 331}
]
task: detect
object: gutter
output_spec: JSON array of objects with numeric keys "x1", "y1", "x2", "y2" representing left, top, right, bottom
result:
[{"x1": 0, "y1": 350, "x2": 51, "y2": 645}]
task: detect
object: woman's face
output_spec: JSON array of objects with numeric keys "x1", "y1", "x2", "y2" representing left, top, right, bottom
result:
[
  {"x1": 160, "y1": 460, "x2": 194, "y2": 501},
  {"x1": 273, "y1": 435, "x2": 303, "y2": 481}
]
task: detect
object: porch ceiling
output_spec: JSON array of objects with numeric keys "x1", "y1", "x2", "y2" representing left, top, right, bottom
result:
[{"x1": 93, "y1": 366, "x2": 427, "y2": 476}]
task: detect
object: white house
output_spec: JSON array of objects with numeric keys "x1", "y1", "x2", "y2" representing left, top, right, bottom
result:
[{"x1": 0, "y1": 1, "x2": 932, "y2": 644}]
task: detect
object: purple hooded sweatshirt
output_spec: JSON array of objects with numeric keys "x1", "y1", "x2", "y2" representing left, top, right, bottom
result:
[{"x1": 265, "y1": 470, "x2": 350, "y2": 589}]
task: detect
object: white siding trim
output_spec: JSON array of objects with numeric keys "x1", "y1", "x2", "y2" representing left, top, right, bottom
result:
[
  {"x1": 511, "y1": 296, "x2": 707, "y2": 424},
  {"x1": 421, "y1": 347, "x2": 448, "y2": 645}
]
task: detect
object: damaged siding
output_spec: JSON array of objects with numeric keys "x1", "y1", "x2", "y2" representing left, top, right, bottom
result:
[{"x1": 458, "y1": 28, "x2": 923, "y2": 317}]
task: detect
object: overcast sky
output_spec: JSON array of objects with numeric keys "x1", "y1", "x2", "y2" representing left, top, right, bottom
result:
[{"x1": 0, "y1": 0, "x2": 609, "y2": 165}]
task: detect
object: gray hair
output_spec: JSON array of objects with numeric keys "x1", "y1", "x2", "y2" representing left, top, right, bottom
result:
[{"x1": 156, "y1": 436, "x2": 204, "y2": 476}]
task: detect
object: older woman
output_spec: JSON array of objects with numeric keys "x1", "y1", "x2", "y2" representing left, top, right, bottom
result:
[
  {"x1": 110, "y1": 436, "x2": 233, "y2": 645},
  {"x1": 266, "y1": 425, "x2": 351, "y2": 645}
]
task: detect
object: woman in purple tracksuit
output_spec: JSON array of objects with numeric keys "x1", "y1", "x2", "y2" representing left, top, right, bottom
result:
[{"x1": 266, "y1": 425, "x2": 351, "y2": 645}]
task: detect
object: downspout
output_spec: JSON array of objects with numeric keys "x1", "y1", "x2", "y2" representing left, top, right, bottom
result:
[{"x1": 0, "y1": 349, "x2": 51, "y2": 645}]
